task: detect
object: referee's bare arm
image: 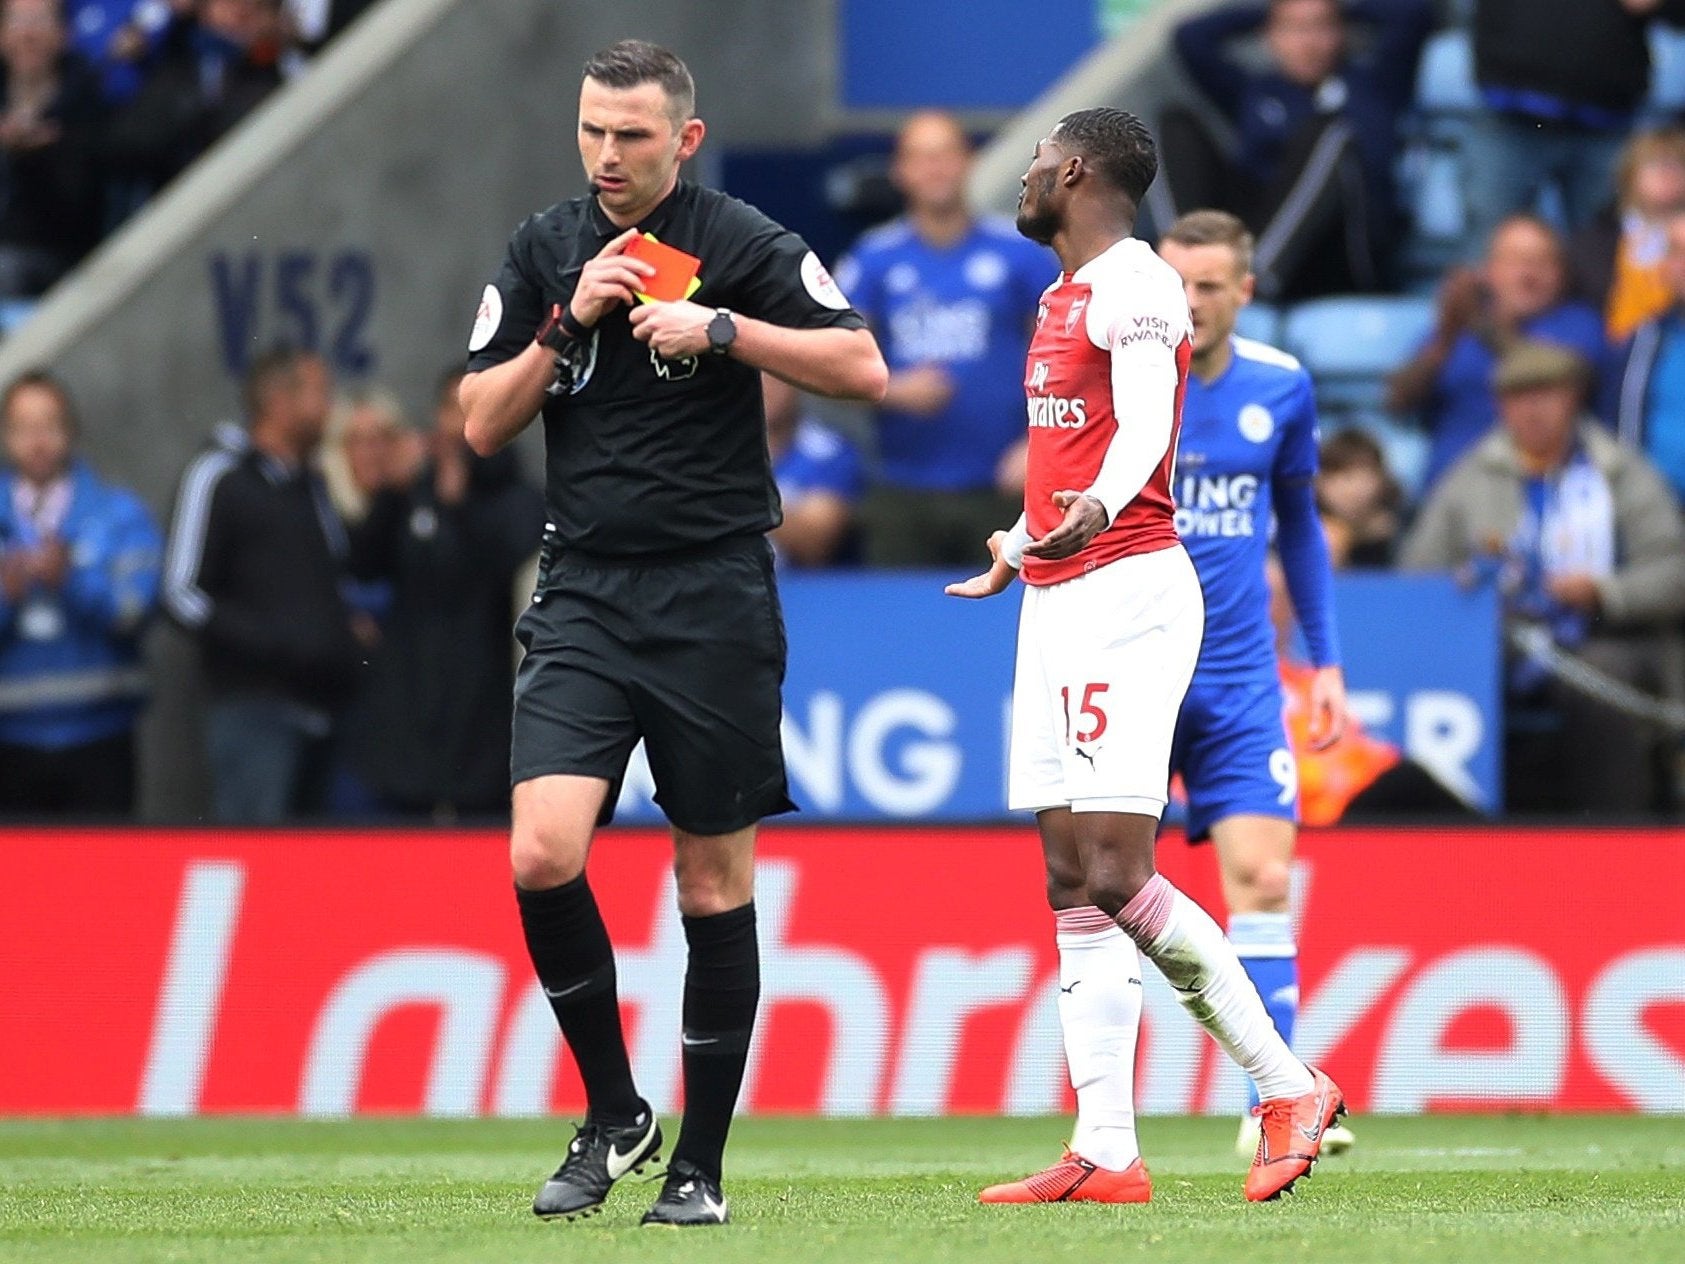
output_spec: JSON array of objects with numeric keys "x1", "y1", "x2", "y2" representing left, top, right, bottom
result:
[
  {"x1": 629, "y1": 300, "x2": 887, "y2": 403},
  {"x1": 462, "y1": 229, "x2": 655, "y2": 455},
  {"x1": 732, "y1": 320, "x2": 887, "y2": 403},
  {"x1": 459, "y1": 343, "x2": 556, "y2": 457}
]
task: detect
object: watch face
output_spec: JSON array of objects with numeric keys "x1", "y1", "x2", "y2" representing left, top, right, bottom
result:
[{"x1": 709, "y1": 310, "x2": 736, "y2": 353}]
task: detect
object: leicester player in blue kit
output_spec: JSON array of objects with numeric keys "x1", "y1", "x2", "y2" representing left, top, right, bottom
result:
[
  {"x1": 1155, "y1": 211, "x2": 1355, "y2": 1158},
  {"x1": 833, "y1": 111, "x2": 1055, "y2": 565}
]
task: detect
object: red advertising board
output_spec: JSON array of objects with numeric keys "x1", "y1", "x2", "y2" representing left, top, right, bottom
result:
[{"x1": 0, "y1": 826, "x2": 1680, "y2": 1117}]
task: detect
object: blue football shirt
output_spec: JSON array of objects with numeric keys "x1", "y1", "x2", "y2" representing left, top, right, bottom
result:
[
  {"x1": 1176, "y1": 336, "x2": 1336, "y2": 681},
  {"x1": 833, "y1": 216, "x2": 1055, "y2": 491},
  {"x1": 774, "y1": 417, "x2": 866, "y2": 508},
  {"x1": 772, "y1": 417, "x2": 866, "y2": 567},
  {"x1": 1423, "y1": 301, "x2": 1607, "y2": 489}
]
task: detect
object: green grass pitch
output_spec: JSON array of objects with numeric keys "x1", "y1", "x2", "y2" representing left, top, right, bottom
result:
[{"x1": 2, "y1": 1114, "x2": 1681, "y2": 1263}]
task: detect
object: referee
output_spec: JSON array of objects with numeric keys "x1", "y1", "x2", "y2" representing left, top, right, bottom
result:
[{"x1": 459, "y1": 40, "x2": 886, "y2": 1228}]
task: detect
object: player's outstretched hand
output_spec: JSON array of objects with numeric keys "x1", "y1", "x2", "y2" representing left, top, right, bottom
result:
[
  {"x1": 945, "y1": 530, "x2": 1015, "y2": 599},
  {"x1": 570, "y1": 228, "x2": 657, "y2": 328},
  {"x1": 1021, "y1": 490, "x2": 1108, "y2": 561},
  {"x1": 1307, "y1": 665, "x2": 1349, "y2": 751}
]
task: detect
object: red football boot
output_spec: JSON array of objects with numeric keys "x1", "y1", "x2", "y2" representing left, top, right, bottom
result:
[
  {"x1": 978, "y1": 1148, "x2": 1152, "y2": 1204},
  {"x1": 1244, "y1": 1066, "x2": 1346, "y2": 1202}
]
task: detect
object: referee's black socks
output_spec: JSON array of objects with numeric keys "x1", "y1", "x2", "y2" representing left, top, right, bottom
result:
[
  {"x1": 671, "y1": 902, "x2": 761, "y2": 1182},
  {"x1": 515, "y1": 876, "x2": 645, "y2": 1126}
]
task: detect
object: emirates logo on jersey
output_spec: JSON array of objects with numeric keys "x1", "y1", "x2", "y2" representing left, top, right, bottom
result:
[
  {"x1": 1027, "y1": 361, "x2": 1050, "y2": 391},
  {"x1": 1064, "y1": 296, "x2": 1088, "y2": 333},
  {"x1": 1027, "y1": 395, "x2": 1088, "y2": 428}
]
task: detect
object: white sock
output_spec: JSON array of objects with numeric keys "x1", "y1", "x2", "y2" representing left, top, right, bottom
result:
[
  {"x1": 1117, "y1": 875, "x2": 1313, "y2": 1102},
  {"x1": 1054, "y1": 906, "x2": 1142, "y2": 1170}
]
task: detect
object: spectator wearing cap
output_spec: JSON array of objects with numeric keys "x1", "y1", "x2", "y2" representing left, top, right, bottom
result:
[
  {"x1": 1606, "y1": 212, "x2": 1685, "y2": 507},
  {"x1": 1403, "y1": 340, "x2": 1685, "y2": 814},
  {"x1": 1388, "y1": 213, "x2": 1609, "y2": 492}
]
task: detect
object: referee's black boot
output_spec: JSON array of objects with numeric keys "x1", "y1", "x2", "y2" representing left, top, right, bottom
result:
[
  {"x1": 532, "y1": 1105, "x2": 662, "y2": 1220},
  {"x1": 641, "y1": 1160, "x2": 730, "y2": 1227}
]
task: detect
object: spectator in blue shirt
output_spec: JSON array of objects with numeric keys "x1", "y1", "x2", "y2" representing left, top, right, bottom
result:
[
  {"x1": 762, "y1": 372, "x2": 864, "y2": 569},
  {"x1": 1607, "y1": 212, "x2": 1685, "y2": 506},
  {"x1": 832, "y1": 110, "x2": 1054, "y2": 567},
  {"x1": 106, "y1": 0, "x2": 282, "y2": 194},
  {"x1": 65, "y1": 1, "x2": 172, "y2": 103},
  {"x1": 1160, "y1": 0, "x2": 1432, "y2": 300},
  {"x1": 0, "y1": 370, "x2": 161, "y2": 815},
  {"x1": 1388, "y1": 214, "x2": 1609, "y2": 491}
]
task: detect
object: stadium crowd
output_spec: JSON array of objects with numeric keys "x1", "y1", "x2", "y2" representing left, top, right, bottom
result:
[
  {"x1": 0, "y1": 0, "x2": 370, "y2": 298},
  {"x1": 1, "y1": 0, "x2": 1683, "y2": 821}
]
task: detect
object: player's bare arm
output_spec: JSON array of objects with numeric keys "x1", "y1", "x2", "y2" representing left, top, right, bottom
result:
[
  {"x1": 629, "y1": 301, "x2": 887, "y2": 402},
  {"x1": 461, "y1": 231, "x2": 658, "y2": 455}
]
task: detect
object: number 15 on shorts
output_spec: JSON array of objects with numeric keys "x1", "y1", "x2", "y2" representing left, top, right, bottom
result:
[{"x1": 1060, "y1": 683, "x2": 1109, "y2": 745}]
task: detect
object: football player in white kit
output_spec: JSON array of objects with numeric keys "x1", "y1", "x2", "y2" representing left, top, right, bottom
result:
[{"x1": 946, "y1": 107, "x2": 1343, "y2": 1205}]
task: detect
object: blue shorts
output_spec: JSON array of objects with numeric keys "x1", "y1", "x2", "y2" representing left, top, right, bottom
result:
[{"x1": 1170, "y1": 674, "x2": 1297, "y2": 843}]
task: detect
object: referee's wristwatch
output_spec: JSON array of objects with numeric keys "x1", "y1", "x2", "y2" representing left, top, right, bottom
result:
[
  {"x1": 707, "y1": 307, "x2": 737, "y2": 357},
  {"x1": 535, "y1": 302, "x2": 588, "y2": 352}
]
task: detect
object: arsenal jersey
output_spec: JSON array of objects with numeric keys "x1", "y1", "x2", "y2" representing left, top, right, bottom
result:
[{"x1": 1020, "y1": 237, "x2": 1192, "y2": 586}]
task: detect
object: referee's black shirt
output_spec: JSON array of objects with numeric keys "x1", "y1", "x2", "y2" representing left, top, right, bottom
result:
[{"x1": 465, "y1": 180, "x2": 867, "y2": 558}]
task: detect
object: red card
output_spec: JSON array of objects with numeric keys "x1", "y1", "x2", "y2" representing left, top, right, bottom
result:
[{"x1": 625, "y1": 233, "x2": 702, "y2": 302}]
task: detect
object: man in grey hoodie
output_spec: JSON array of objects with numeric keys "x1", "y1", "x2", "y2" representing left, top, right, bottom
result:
[{"x1": 1403, "y1": 339, "x2": 1685, "y2": 813}]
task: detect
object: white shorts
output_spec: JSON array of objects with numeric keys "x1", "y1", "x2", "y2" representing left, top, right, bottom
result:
[{"x1": 1007, "y1": 544, "x2": 1204, "y2": 816}]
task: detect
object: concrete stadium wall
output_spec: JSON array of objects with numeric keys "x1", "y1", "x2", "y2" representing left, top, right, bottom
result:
[
  {"x1": 0, "y1": 0, "x2": 834, "y2": 818},
  {"x1": 1, "y1": 0, "x2": 835, "y2": 512}
]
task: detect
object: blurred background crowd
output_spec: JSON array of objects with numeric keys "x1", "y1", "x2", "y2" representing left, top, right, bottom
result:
[
  {"x1": 0, "y1": 0, "x2": 373, "y2": 299},
  {"x1": 2, "y1": 0, "x2": 1683, "y2": 825}
]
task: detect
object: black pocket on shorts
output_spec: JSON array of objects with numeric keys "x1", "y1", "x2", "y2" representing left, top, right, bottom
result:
[{"x1": 756, "y1": 545, "x2": 788, "y2": 667}]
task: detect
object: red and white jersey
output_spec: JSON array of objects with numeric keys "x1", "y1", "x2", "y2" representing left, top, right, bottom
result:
[{"x1": 1021, "y1": 237, "x2": 1192, "y2": 586}]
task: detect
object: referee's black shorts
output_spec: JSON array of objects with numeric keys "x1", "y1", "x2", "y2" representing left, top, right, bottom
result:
[{"x1": 511, "y1": 534, "x2": 796, "y2": 836}]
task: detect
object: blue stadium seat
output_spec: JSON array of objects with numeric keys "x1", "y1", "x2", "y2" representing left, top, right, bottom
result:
[
  {"x1": 1403, "y1": 145, "x2": 1467, "y2": 242},
  {"x1": 1398, "y1": 29, "x2": 1481, "y2": 283},
  {"x1": 1413, "y1": 29, "x2": 1478, "y2": 116},
  {"x1": 0, "y1": 299, "x2": 37, "y2": 336},
  {"x1": 1282, "y1": 295, "x2": 1436, "y2": 391},
  {"x1": 1233, "y1": 302, "x2": 1283, "y2": 347},
  {"x1": 1647, "y1": 26, "x2": 1685, "y2": 118},
  {"x1": 1284, "y1": 295, "x2": 1438, "y2": 498}
]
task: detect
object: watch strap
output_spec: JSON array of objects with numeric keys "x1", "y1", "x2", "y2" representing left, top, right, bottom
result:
[{"x1": 536, "y1": 303, "x2": 588, "y2": 352}]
